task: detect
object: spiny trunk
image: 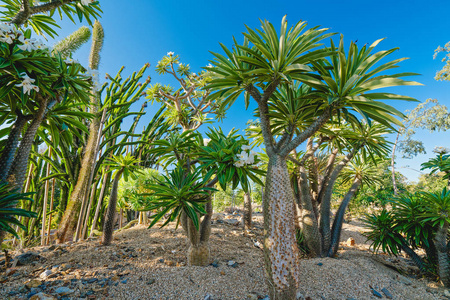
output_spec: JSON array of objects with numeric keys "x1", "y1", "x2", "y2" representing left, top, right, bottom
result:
[
  {"x1": 319, "y1": 149, "x2": 357, "y2": 253},
  {"x1": 391, "y1": 131, "x2": 400, "y2": 195},
  {"x1": 298, "y1": 165, "x2": 322, "y2": 256},
  {"x1": 101, "y1": 169, "x2": 123, "y2": 246},
  {"x1": 186, "y1": 198, "x2": 212, "y2": 266},
  {"x1": 264, "y1": 155, "x2": 301, "y2": 300},
  {"x1": 56, "y1": 101, "x2": 101, "y2": 243},
  {"x1": 399, "y1": 236, "x2": 427, "y2": 273},
  {"x1": 8, "y1": 97, "x2": 49, "y2": 191},
  {"x1": 243, "y1": 192, "x2": 252, "y2": 230},
  {"x1": 0, "y1": 114, "x2": 28, "y2": 182},
  {"x1": 435, "y1": 221, "x2": 450, "y2": 286},
  {"x1": 89, "y1": 169, "x2": 110, "y2": 237},
  {"x1": 327, "y1": 176, "x2": 361, "y2": 257}
]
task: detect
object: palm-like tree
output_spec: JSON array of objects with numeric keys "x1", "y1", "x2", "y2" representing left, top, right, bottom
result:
[
  {"x1": 208, "y1": 17, "x2": 420, "y2": 298},
  {"x1": 101, "y1": 153, "x2": 141, "y2": 246},
  {"x1": 421, "y1": 188, "x2": 450, "y2": 286}
]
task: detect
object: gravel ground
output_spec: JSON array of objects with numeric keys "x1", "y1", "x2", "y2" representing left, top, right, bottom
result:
[{"x1": 0, "y1": 215, "x2": 448, "y2": 299}]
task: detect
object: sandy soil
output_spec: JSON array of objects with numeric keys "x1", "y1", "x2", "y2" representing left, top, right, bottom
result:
[{"x1": 0, "y1": 214, "x2": 448, "y2": 300}]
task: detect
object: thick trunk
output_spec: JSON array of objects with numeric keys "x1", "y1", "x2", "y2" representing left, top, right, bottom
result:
[
  {"x1": 8, "y1": 97, "x2": 49, "y2": 191},
  {"x1": 243, "y1": 192, "x2": 252, "y2": 230},
  {"x1": 0, "y1": 114, "x2": 28, "y2": 182},
  {"x1": 391, "y1": 132, "x2": 400, "y2": 195},
  {"x1": 435, "y1": 221, "x2": 450, "y2": 286},
  {"x1": 319, "y1": 149, "x2": 357, "y2": 253},
  {"x1": 399, "y1": 237, "x2": 427, "y2": 273},
  {"x1": 327, "y1": 176, "x2": 361, "y2": 257},
  {"x1": 298, "y1": 165, "x2": 322, "y2": 256},
  {"x1": 101, "y1": 169, "x2": 123, "y2": 246},
  {"x1": 186, "y1": 199, "x2": 212, "y2": 266},
  {"x1": 264, "y1": 155, "x2": 301, "y2": 299},
  {"x1": 56, "y1": 101, "x2": 101, "y2": 243}
]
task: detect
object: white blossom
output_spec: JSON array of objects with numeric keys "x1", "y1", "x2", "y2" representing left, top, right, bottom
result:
[
  {"x1": 0, "y1": 32, "x2": 15, "y2": 44},
  {"x1": 80, "y1": 0, "x2": 93, "y2": 6},
  {"x1": 167, "y1": 51, "x2": 174, "y2": 56},
  {"x1": 15, "y1": 72, "x2": 39, "y2": 95},
  {"x1": 18, "y1": 38, "x2": 36, "y2": 51}
]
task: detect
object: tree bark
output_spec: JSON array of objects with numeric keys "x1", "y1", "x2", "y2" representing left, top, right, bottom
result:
[
  {"x1": 0, "y1": 113, "x2": 29, "y2": 182},
  {"x1": 435, "y1": 221, "x2": 450, "y2": 286},
  {"x1": 8, "y1": 96, "x2": 49, "y2": 191},
  {"x1": 89, "y1": 169, "x2": 110, "y2": 237},
  {"x1": 391, "y1": 131, "x2": 400, "y2": 195},
  {"x1": 298, "y1": 165, "x2": 322, "y2": 256},
  {"x1": 243, "y1": 192, "x2": 252, "y2": 230},
  {"x1": 327, "y1": 176, "x2": 361, "y2": 257},
  {"x1": 101, "y1": 169, "x2": 123, "y2": 246},
  {"x1": 263, "y1": 155, "x2": 301, "y2": 300},
  {"x1": 186, "y1": 198, "x2": 212, "y2": 266},
  {"x1": 56, "y1": 100, "x2": 101, "y2": 243}
]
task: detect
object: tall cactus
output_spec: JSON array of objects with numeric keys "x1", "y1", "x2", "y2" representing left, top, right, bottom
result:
[
  {"x1": 56, "y1": 20, "x2": 104, "y2": 243},
  {"x1": 53, "y1": 26, "x2": 91, "y2": 58}
]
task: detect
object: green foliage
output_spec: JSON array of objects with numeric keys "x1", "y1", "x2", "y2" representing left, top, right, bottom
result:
[
  {"x1": 0, "y1": 182, "x2": 36, "y2": 239},
  {"x1": 145, "y1": 166, "x2": 215, "y2": 230},
  {"x1": 0, "y1": 0, "x2": 102, "y2": 38},
  {"x1": 421, "y1": 153, "x2": 450, "y2": 177},
  {"x1": 104, "y1": 153, "x2": 141, "y2": 182}
]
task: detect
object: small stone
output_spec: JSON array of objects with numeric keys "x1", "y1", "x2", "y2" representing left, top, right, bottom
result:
[
  {"x1": 111, "y1": 275, "x2": 120, "y2": 281},
  {"x1": 204, "y1": 294, "x2": 213, "y2": 300},
  {"x1": 316, "y1": 263, "x2": 323, "y2": 266},
  {"x1": 87, "y1": 278, "x2": 98, "y2": 283},
  {"x1": 25, "y1": 279, "x2": 42, "y2": 288},
  {"x1": 121, "y1": 279, "x2": 127, "y2": 284},
  {"x1": 381, "y1": 288, "x2": 393, "y2": 299},
  {"x1": 16, "y1": 252, "x2": 41, "y2": 265},
  {"x1": 444, "y1": 289, "x2": 450, "y2": 297},
  {"x1": 220, "y1": 271, "x2": 225, "y2": 275},
  {"x1": 346, "y1": 237, "x2": 355, "y2": 246},
  {"x1": 54, "y1": 286, "x2": 74, "y2": 295},
  {"x1": 211, "y1": 260, "x2": 219, "y2": 268},
  {"x1": 30, "y1": 292, "x2": 57, "y2": 300},
  {"x1": 227, "y1": 260, "x2": 236, "y2": 266},
  {"x1": 158, "y1": 258, "x2": 165, "y2": 263},
  {"x1": 147, "y1": 279, "x2": 156, "y2": 285},
  {"x1": 39, "y1": 269, "x2": 52, "y2": 279},
  {"x1": 371, "y1": 288, "x2": 383, "y2": 298}
]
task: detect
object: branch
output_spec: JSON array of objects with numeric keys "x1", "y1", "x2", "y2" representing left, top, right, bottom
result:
[
  {"x1": 280, "y1": 109, "x2": 331, "y2": 157},
  {"x1": 12, "y1": 0, "x2": 78, "y2": 25},
  {"x1": 206, "y1": 176, "x2": 218, "y2": 188},
  {"x1": 246, "y1": 84, "x2": 276, "y2": 156}
]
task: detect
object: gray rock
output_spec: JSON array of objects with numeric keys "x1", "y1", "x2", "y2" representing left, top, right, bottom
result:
[
  {"x1": 16, "y1": 252, "x2": 41, "y2": 265},
  {"x1": 371, "y1": 288, "x2": 383, "y2": 298},
  {"x1": 224, "y1": 218, "x2": 240, "y2": 226},
  {"x1": 396, "y1": 275, "x2": 412, "y2": 285},
  {"x1": 211, "y1": 260, "x2": 219, "y2": 268},
  {"x1": 39, "y1": 270, "x2": 52, "y2": 280},
  {"x1": 381, "y1": 288, "x2": 393, "y2": 299},
  {"x1": 146, "y1": 279, "x2": 155, "y2": 285},
  {"x1": 204, "y1": 294, "x2": 213, "y2": 300},
  {"x1": 54, "y1": 286, "x2": 74, "y2": 296}
]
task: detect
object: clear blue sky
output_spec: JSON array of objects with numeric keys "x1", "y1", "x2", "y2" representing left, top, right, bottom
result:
[{"x1": 50, "y1": 0, "x2": 450, "y2": 182}]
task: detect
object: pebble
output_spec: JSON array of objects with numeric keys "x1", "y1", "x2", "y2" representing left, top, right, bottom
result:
[
  {"x1": 146, "y1": 279, "x2": 156, "y2": 285},
  {"x1": 16, "y1": 252, "x2": 41, "y2": 265},
  {"x1": 54, "y1": 286, "x2": 74, "y2": 295},
  {"x1": 371, "y1": 288, "x2": 383, "y2": 298},
  {"x1": 39, "y1": 270, "x2": 52, "y2": 279},
  {"x1": 29, "y1": 292, "x2": 57, "y2": 300},
  {"x1": 25, "y1": 279, "x2": 42, "y2": 288},
  {"x1": 316, "y1": 263, "x2": 323, "y2": 266},
  {"x1": 381, "y1": 287, "x2": 393, "y2": 299}
]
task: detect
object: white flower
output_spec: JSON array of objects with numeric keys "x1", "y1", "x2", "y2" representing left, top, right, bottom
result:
[
  {"x1": 242, "y1": 145, "x2": 251, "y2": 151},
  {"x1": 80, "y1": 0, "x2": 93, "y2": 5},
  {"x1": 33, "y1": 40, "x2": 48, "y2": 50},
  {"x1": 203, "y1": 138, "x2": 211, "y2": 146},
  {"x1": 0, "y1": 32, "x2": 15, "y2": 44},
  {"x1": 15, "y1": 73, "x2": 39, "y2": 95},
  {"x1": 167, "y1": 51, "x2": 174, "y2": 56},
  {"x1": 18, "y1": 38, "x2": 36, "y2": 52}
]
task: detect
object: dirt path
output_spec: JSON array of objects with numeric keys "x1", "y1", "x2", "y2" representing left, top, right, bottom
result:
[{"x1": 0, "y1": 215, "x2": 448, "y2": 299}]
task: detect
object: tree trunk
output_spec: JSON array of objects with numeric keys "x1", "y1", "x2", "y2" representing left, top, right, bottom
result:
[
  {"x1": 243, "y1": 192, "x2": 252, "y2": 230},
  {"x1": 327, "y1": 176, "x2": 361, "y2": 257},
  {"x1": 185, "y1": 198, "x2": 212, "y2": 266},
  {"x1": 435, "y1": 221, "x2": 450, "y2": 286},
  {"x1": 101, "y1": 169, "x2": 123, "y2": 246},
  {"x1": 56, "y1": 100, "x2": 101, "y2": 243},
  {"x1": 41, "y1": 155, "x2": 52, "y2": 246},
  {"x1": 391, "y1": 131, "x2": 400, "y2": 195},
  {"x1": 8, "y1": 96, "x2": 49, "y2": 191},
  {"x1": 319, "y1": 149, "x2": 357, "y2": 254},
  {"x1": 264, "y1": 155, "x2": 301, "y2": 300},
  {"x1": 0, "y1": 113, "x2": 28, "y2": 182},
  {"x1": 89, "y1": 169, "x2": 109, "y2": 237},
  {"x1": 298, "y1": 165, "x2": 322, "y2": 256}
]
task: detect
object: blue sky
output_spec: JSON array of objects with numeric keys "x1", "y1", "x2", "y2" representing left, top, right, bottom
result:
[{"x1": 49, "y1": 0, "x2": 450, "y2": 182}]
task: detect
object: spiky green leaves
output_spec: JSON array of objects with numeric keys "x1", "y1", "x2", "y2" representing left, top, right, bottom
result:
[{"x1": 0, "y1": 182, "x2": 36, "y2": 238}]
